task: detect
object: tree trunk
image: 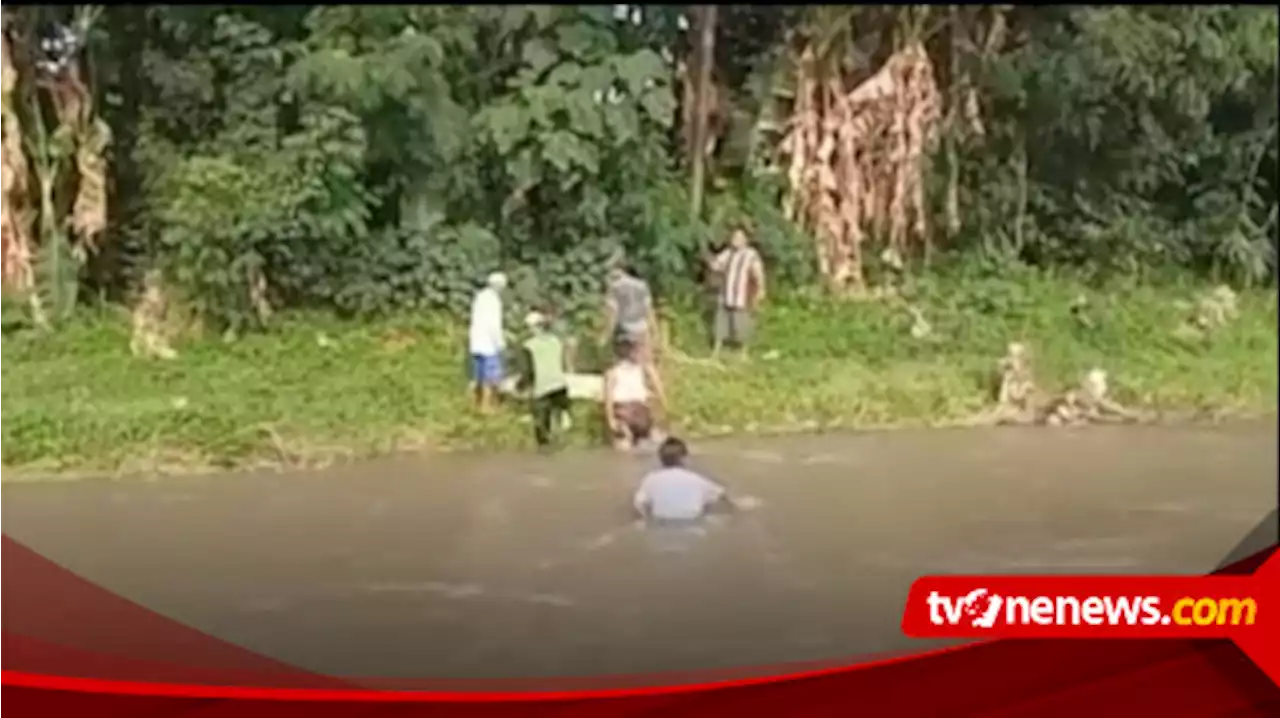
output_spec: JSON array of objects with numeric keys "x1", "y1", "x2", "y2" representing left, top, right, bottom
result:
[{"x1": 688, "y1": 5, "x2": 718, "y2": 222}]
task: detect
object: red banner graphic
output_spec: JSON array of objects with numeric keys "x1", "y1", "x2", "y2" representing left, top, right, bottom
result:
[
  {"x1": 4, "y1": 537, "x2": 1278, "y2": 715},
  {"x1": 902, "y1": 548, "x2": 1280, "y2": 683}
]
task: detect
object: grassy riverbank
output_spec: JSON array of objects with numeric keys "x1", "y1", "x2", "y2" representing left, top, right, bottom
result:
[{"x1": 3, "y1": 271, "x2": 1276, "y2": 476}]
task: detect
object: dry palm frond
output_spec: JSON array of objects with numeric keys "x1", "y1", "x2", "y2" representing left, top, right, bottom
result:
[
  {"x1": 38, "y1": 6, "x2": 111, "y2": 255},
  {"x1": 778, "y1": 31, "x2": 941, "y2": 294},
  {"x1": 907, "y1": 304, "x2": 932, "y2": 339},
  {"x1": 71, "y1": 117, "x2": 110, "y2": 248},
  {"x1": 0, "y1": 19, "x2": 45, "y2": 327},
  {"x1": 2, "y1": 31, "x2": 36, "y2": 293},
  {"x1": 130, "y1": 269, "x2": 178, "y2": 360},
  {"x1": 44, "y1": 62, "x2": 102, "y2": 252},
  {"x1": 250, "y1": 267, "x2": 272, "y2": 322}
]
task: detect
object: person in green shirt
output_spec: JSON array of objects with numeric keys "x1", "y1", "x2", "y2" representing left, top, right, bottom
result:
[
  {"x1": 519, "y1": 310, "x2": 573, "y2": 449},
  {"x1": 543, "y1": 301, "x2": 578, "y2": 373}
]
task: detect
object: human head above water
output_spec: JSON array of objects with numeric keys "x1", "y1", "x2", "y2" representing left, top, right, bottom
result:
[{"x1": 658, "y1": 436, "x2": 689, "y2": 468}]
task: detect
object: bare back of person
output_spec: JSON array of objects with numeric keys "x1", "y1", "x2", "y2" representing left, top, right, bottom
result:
[{"x1": 605, "y1": 357, "x2": 654, "y2": 450}]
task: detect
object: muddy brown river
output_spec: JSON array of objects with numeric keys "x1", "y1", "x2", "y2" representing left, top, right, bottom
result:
[{"x1": 3, "y1": 422, "x2": 1276, "y2": 681}]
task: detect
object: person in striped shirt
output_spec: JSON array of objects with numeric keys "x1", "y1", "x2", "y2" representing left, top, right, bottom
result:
[{"x1": 709, "y1": 226, "x2": 767, "y2": 358}]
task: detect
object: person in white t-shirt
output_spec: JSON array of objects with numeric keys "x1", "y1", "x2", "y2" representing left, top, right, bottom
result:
[{"x1": 468, "y1": 272, "x2": 508, "y2": 413}]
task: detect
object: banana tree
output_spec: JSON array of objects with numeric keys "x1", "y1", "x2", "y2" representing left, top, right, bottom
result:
[
  {"x1": 3, "y1": 5, "x2": 109, "y2": 328},
  {"x1": 2, "y1": 22, "x2": 36, "y2": 305},
  {"x1": 774, "y1": 6, "x2": 938, "y2": 294}
]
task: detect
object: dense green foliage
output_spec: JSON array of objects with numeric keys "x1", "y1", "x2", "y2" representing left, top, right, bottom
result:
[
  {"x1": 93, "y1": 5, "x2": 693, "y2": 325},
  {"x1": 5, "y1": 5, "x2": 1275, "y2": 328},
  {"x1": 2, "y1": 6, "x2": 1277, "y2": 473},
  {"x1": 958, "y1": 6, "x2": 1279, "y2": 284}
]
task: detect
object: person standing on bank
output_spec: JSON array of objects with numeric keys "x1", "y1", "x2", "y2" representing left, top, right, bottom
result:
[
  {"x1": 710, "y1": 226, "x2": 766, "y2": 358},
  {"x1": 468, "y1": 271, "x2": 508, "y2": 413},
  {"x1": 600, "y1": 260, "x2": 659, "y2": 367},
  {"x1": 519, "y1": 311, "x2": 573, "y2": 450}
]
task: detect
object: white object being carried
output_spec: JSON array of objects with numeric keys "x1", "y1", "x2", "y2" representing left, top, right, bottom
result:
[
  {"x1": 498, "y1": 373, "x2": 604, "y2": 402},
  {"x1": 567, "y1": 373, "x2": 604, "y2": 402}
]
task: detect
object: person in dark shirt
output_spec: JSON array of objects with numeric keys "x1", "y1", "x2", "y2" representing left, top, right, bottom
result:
[{"x1": 600, "y1": 261, "x2": 659, "y2": 368}]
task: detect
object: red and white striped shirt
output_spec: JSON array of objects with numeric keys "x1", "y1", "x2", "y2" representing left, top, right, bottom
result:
[{"x1": 717, "y1": 247, "x2": 761, "y2": 310}]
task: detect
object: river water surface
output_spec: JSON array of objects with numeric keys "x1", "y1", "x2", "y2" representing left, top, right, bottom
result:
[{"x1": 3, "y1": 421, "x2": 1276, "y2": 681}]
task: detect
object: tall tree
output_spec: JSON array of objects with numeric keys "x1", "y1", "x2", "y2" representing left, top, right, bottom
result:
[{"x1": 688, "y1": 4, "x2": 717, "y2": 221}]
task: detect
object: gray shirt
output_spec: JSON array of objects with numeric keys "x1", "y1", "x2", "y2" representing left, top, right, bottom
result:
[
  {"x1": 610, "y1": 274, "x2": 652, "y2": 336},
  {"x1": 634, "y1": 467, "x2": 726, "y2": 521}
]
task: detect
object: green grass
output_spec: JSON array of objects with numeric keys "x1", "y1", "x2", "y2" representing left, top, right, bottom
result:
[{"x1": 3, "y1": 272, "x2": 1276, "y2": 476}]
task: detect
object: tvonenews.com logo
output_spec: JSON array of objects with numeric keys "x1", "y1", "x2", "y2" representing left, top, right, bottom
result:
[
  {"x1": 925, "y1": 589, "x2": 1258, "y2": 630},
  {"x1": 901, "y1": 561, "x2": 1277, "y2": 680}
]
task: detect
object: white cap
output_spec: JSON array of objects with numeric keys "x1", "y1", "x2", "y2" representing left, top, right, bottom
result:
[
  {"x1": 524, "y1": 310, "x2": 547, "y2": 328},
  {"x1": 487, "y1": 271, "x2": 508, "y2": 289}
]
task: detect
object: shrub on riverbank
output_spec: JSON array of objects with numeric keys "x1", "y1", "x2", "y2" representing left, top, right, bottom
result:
[{"x1": 3, "y1": 267, "x2": 1275, "y2": 477}]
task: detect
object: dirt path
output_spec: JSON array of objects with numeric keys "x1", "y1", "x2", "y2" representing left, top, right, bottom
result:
[{"x1": 3, "y1": 421, "x2": 1276, "y2": 681}]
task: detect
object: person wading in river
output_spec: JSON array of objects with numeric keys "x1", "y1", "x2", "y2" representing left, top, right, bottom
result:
[
  {"x1": 603, "y1": 337, "x2": 667, "y2": 452},
  {"x1": 709, "y1": 226, "x2": 766, "y2": 359},
  {"x1": 519, "y1": 311, "x2": 573, "y2": 450},
  {"x1": 600, "y1": 260, "x2": 659, "y2": 368},
  {"x1": 633, "y1": 437, "x2": 735, "y2": 523}
]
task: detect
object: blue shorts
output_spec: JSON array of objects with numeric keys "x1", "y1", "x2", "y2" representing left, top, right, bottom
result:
[{"x1": 471, "y1": 353, "x2": 504, "y2": 386}]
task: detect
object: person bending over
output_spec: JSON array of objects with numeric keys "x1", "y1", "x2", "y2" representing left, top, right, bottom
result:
[
  {"x1": 543, "y1": 301, "x2": 578, "y2": 374},
  {"x1": 519, "y1": 311, "x2": 572, "y2": 449},
  {"x1": 633, "y1": 437, "x2": 734, "y2": 522},
  {"x1": 603, "y1": 338, "x2": 667, "y2": 451}
]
